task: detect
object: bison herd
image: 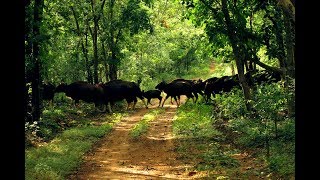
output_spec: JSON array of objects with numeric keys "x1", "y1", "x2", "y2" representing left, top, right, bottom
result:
[{"x1": 36, "y1": 70, "x2": 281, "y2": 113}]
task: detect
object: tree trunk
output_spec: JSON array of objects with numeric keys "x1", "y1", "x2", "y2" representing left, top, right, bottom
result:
[
  {"x1": 85, "y1": 29, "x2": 93, "y2": 84},
  {"x1": 108, "y1": 0, "x2": 118, "y2": 80},
  {"x1": 90, "y1": 0, "x2": 99, "y2": 84},
  {"x1": 90, "y1": 0, "x2": 107, "y2": 83},
  {"x1": 265, "y1": 7, "x2": 286, "y2": 80},
  {"x1": 283, "y1": 10, "x2": 295, "y2": 79},
  {"x1": 109, "y1": 53, "x2": 118, "y2": 80},
  {"x1": 101, "y1": 40, "x2": 109, "y2": 82},
  {"x1": 283, "y1": 6, "x2": 295, "y2": 117},
  {"x1": 92, "y1": 21, "x2": 99, "y2": 84},
  {"x1": 231, "y1": 62, "x2": 235, "y2": 75},
  {"x1": 221, "y1": 0, "x2": 252, "y2": 111},
  {"x1": 31, "y1": 0, "x2": 44, "y2": 122},
  {"x1": 71, "y1": 6, "x2": 93, "y2": 84}
]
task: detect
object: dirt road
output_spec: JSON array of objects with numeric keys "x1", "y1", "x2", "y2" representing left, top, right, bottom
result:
[{"x1": 68, "y1": 99, "x2": 204, "y2": 179}]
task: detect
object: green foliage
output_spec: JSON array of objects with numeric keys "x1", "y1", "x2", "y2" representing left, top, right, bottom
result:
[
  {"x1": 180, "y1": 0, "x2": 287, "y2": 75},
  {"x1": 25, "y1": 124, "x2": 113, "y2": 180},
  {"x1": 214, "y1": 88, "x2": 248, "y2": 119},
  {"x1": 25, "y1": 97, "x2": 126, "y2": 148},
  {"x1": 121, "y1": 0, "x2": 153, "y2": 35},
  {"x1": 267, "y1": 141, "x2": 295, "y2": 177},
  {"x1": 36, "y1": 118, "x2": 61, "y2": 141},
  {"x1": 210, "y1": 82, "x2": 295, "y2": 177},
  {"x1": 173, "y1": 103, "x2": 221, "y2": 139},
  {"x1": 25, "y1": 121, "x2": 41, "y2": 147},
  {"x1": 199, "y1": 149, "x2": 240, "y2": 169},
  {"x1": 119, "y1": 0, "x2": 213, "y2": 88},
  {"x1": 173, "y1": 103, "x2": 242, "y2": 173}
]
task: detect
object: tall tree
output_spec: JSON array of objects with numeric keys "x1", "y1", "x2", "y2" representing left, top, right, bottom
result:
[
  {"x1": 181, "y1": 0, "x2": 295, "y2": 111},
  {"x1": 89, "y1": 0, "x2": 107, "y2": 83},
  {"x1": 71, "y1": 5, "x2": 93, "y2": 83},
  {"x1": 30, "y1": 0, "x2": 44, "y2": 122},
  {"x1": 101, "y1": 0, "x2": 153, "y2": 80},
  {"x1": 220, "y1": 0, "x2": 252, "y2": 110}
]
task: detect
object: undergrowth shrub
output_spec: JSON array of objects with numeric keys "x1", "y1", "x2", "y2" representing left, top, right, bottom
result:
[
  {"x1": 211, "y1": 82, "x2": 295, "y2": 177},
  {"x1": 173, "y1": 103, "x2": 241, "y2": 172},
  {"x1": 25, "y1": 124, "x2": 113, "y2": 180},
  {"x1": 173, "y1": 103, "x2": 221, "y2": 139}
]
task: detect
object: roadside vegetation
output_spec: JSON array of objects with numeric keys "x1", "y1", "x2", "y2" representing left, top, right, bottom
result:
[
  {"x1": 25, "y1": 97, "x2": 125, "y2": 180},
  {"x1": 172, "y1": 82, "x2": 295, "y2": 179},
  {"x1": 25, "y1": 0, "x2": 295, "y2": 178}
]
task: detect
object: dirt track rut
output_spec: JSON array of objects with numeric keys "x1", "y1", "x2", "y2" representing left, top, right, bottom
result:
[{"x1": 68, "y1": 101, "x2": 199, "y2": 179}]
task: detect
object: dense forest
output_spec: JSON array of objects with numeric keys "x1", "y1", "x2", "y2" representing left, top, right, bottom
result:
[{"x1": 25, "y1": 0, "x2": 295, "y2": 179}]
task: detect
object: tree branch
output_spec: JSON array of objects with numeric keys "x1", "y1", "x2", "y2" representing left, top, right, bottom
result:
[
  {"x1": 97, "y1": 0, "x2": 107, "y2": 21},
  {"x1": 199, "y1": 0, "x2": 219, "y2": 15},
  {"x1": 249, "y1": 55, "x2": 282, "y2": 74},
  {"x1": 115, "y1": 29, "x2": 122, "y2": 46}
]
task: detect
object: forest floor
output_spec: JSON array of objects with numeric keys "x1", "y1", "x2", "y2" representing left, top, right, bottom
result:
[
  {"x1": 69, "y1": 99, "x2": 210, "y2": 179},
  {"x1": 67, "y1": 62, "x2": 272, "y2": 179},
  {"x1": 67, "y1": 99, "x2": 270, "y2": 180},
  {"x1": 67, "y1": 99, "x2": 211, "y2": 179}
]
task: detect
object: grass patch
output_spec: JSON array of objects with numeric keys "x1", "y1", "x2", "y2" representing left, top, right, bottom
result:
[
  {"x1": 25, "y1": 112, "x2": 125, "y2": 180},
  {"x1": 213, "y1": 83, "x2": 295, "y2": 178},
  {"x1": 130, "y1": 109, "x2": 165, "y2": 139},
  {"x1": 173, "y1": 103, "x2": 221, "y2": 139},
  {"x1": 173, "y1": 103, "x2": 239, "y2": 173}
]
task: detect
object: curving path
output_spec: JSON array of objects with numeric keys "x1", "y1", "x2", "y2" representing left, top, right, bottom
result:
[{"x1": 67, "y1": 98, "x2": 204, "y2": 179}]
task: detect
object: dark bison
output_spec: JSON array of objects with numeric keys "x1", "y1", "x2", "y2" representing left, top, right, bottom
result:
[
  {"x1": 55, "y1": 81, "x2": 105, "y2": 110},
  {"x1": 203, "y1": 76, "x2": 223, "y2": 102},
  {"x1": 41, "y1": 83, "x2": 56, "y2": 104},
  {"x1": 203, "y1": 75, "x2": 240, "y2": 102},
  {"x1": 99, "y1": 80, "x2": 148, "y2": 113},
  {"x1": 252, "y1": 70, "x2": 281, "y2": 85},
  {"x1": 171, "y1": 78, "x2": 205, "y2": 103},
  {"x1": 141, "y1": 90, "x2": 162, "y2": 107},
  {"x1": 155, "y1": 80, "x2": 194, "y2": 107}
]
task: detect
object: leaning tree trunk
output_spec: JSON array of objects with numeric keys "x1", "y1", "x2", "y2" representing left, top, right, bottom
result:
[
  {"x1": 221, "y1": 0, "x2": 252, "y2": 111},
  {"x1": 265, "y1": 7, "x2": 286, "y2": 80},
  {"x1": 282, "y1": 4, "x2": 295, "y2": 117},
  {"x1": 283, "y1": 10, "x2": 295, "y2": 79},
  {"x1": 31, "y1": 0, "x2": 44, "y2": 122}
]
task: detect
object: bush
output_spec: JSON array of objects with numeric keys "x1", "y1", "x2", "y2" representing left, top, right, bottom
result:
[{"x1": 210, "y1": 82, "x2": 295, "y2": 177}]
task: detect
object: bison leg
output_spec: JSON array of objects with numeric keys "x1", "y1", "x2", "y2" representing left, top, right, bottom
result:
[
  {"x1": 107, "y1": 102, "x2": 113, "y2": 113},
  {"x1": 157, "y1": 96, "x2": 162, "y2": 107},
  {"x1": 205, "y1": 92, "x2": 211, "y2": 103},
  {"x1": 139, "y1": 97, "x2": 148, "y2": 109},
  {"x1": 147, "y1": 98, "x2": 153, "y2": 106},
  {"x1": 126, "y1": 101, "x2": 132, "y2": 110},
  {"x1": 193, "y1": 93, "x2": 198, "y2": 103},
  {"x1": 161, "y1": 95, "x2": 170, "y2": 107},
  {"x1": 95, "y1": 103, "x2": 106, "y2": 112},
  {"x1": 132, "y1": 98, "x2": 138, "y2": 110},
  {"x1": 174, "y1": 96, "x2": 179, "y2": 107},
  {"x1": 74, "y1": 99, "x2": 80, "y2": 107},
  {"x1": 185, "y1": 94, "x2": 194, "y2": 104}
]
